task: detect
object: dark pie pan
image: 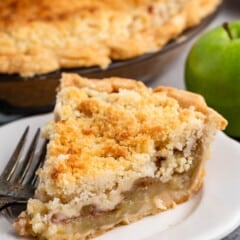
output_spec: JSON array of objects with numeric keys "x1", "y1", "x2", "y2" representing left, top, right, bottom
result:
[{"x1": 0, "y1": 9, "x2": 219, "y2": 115}]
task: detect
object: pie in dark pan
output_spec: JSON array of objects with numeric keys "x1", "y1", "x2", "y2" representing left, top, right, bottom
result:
[{"x1": 0, "y1": 0, "x2": 221, "y2": 114}]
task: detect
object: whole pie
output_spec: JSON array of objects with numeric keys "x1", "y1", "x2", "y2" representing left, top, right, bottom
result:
[
  {"x1": 14, "y1": 74, "x2": 227, "y2": 239},
  {"x1": 0, "y1": 0, "x2": 221, "y2": 76}
]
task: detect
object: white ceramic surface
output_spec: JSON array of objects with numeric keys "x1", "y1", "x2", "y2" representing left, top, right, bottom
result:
[{"x1": 0, "y1": 114, "x2": 240, "y2": 240}]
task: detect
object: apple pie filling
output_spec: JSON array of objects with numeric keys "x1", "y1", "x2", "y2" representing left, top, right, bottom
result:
[{"x1": 16, "y1": 139, "x2": 203, "y2": 239}]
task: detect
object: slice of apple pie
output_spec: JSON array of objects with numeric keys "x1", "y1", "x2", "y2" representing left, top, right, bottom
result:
[
  {"x1": 0, "y1": 0, "x2": 221, "y2": 76},
  {"x1": 14, "y1": 74, "x2": 227, "y2": 239}
]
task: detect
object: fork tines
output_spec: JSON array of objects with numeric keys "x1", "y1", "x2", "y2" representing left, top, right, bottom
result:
[{"x1": 0, "y1": 127, "x2": 47, "y2": 197}]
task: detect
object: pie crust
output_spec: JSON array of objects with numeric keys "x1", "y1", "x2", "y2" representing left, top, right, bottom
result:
[
  {"x1": 0, "y1": 0, "x2": 221, "y2": 76},
  {"x1": 14, "y1": 74, "x2": 227, "y2": 239}
]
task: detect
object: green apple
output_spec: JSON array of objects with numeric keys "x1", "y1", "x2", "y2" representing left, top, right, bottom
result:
[{"x1": 185, "y1": 21, "x2": 240, "y2": 137}]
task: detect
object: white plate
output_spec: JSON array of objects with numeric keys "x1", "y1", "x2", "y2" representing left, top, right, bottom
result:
[{"x1": 0, "y1": 114, "x2": 240, "y2": 240}]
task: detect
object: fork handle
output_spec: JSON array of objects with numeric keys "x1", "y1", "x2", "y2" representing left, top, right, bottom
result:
[{"x1": 0, "y1": 198, "x2": 25, "y2": 211}]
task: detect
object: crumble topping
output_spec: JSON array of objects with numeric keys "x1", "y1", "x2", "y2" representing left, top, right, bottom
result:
[
  {"x1": 35, "y1": 75, "x2": 222, "y2": 211},
  {"x1": 0, "y1": 0, "x2": 221, "y2": 76}
]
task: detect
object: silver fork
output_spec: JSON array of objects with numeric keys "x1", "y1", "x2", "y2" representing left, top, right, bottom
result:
[{"x1": 0, "y1": 126, "x2": 47, "y2": 215}]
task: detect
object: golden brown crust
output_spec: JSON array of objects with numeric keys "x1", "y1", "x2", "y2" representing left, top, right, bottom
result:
[
  {"x1": 45, "y1": 75, "x2": 226, "y2": 204},
  {"x1": 0, "y1": 0, "x2": 221, "y2": 76},
  {"x1": 61, "y1": 74, "x2": 227, "y2": 130},
  {"x1": 13, "y1": 74, "x2": 226, "y2": 240}
]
